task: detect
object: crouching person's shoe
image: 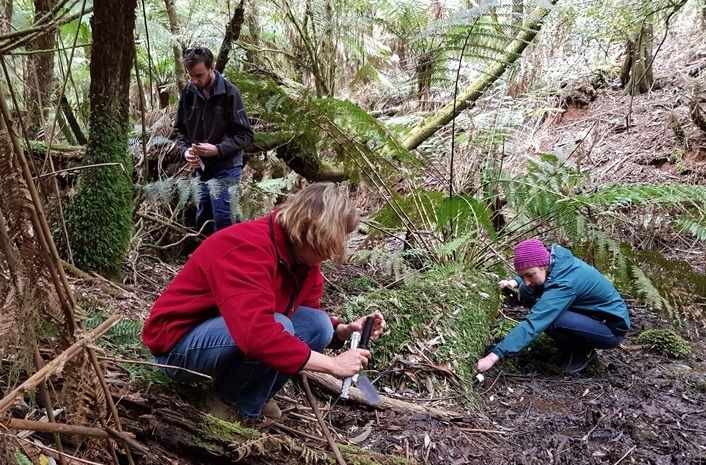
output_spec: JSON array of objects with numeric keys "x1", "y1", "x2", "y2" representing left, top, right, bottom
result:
[
  {"x1": 566, "y1": 349, "x2": 597, "y2": 374},
  {"x1": 261, "y1": 398, "x2": 282, "y2": 420},
  {"x1": 204, "y1": 392, "x2": 249, "y2": 424},
  {"x1": 550, "y1": 348, "x2": 597, "y2": 374}
]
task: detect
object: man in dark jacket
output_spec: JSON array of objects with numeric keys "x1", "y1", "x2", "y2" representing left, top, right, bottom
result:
[{"x1": 172, "y1": 46, "x2": 254, "y2": 234}]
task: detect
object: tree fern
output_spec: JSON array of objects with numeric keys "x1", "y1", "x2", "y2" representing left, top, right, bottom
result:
[{"x1": 496, "y1": 153, "x2": 703, "y2": 316}]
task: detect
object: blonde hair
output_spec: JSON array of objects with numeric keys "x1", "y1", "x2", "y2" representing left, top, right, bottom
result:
[{"x1": 277, "y1": 183, "x2": 359, "y2": 262}]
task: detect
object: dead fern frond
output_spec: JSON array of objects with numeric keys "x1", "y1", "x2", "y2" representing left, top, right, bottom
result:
[
  {"x1": 0, "y1": 287, "x2": 21, "y2": 356},
  {"x1": 0, "y1": 129, "x2": 34, "y2": 238},
  {"x1": 230, "y1": 434, "x2": 330, "y2": 464},
  {"x1": 61, "y1": 352, "x2": 108, "y2": 445}
]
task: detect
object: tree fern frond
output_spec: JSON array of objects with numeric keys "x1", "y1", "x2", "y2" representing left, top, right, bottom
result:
[
  {"x1": 373, "y1": 190, "x2": 443, "y2": 232},
  {"x1": 142, "y1": 178, "x2": 178, "y2": 202},
  {"x1": 438, "y1": 194, "x2": 497, "y2": 241},
  {"x1": 675, "y1": 217, "x2": 706, "y2": 242},
  {"x1": 239, "y1": 172, "x2": 300, "y2": 221},
  {"x1": 578, "y1": 184, "x2": 706, "y2": 210},
  {"x1": 629, "y1": 264, "x2": 675, "y2": 317}
]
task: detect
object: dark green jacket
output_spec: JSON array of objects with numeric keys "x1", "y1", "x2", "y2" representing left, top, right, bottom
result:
[{"x1": 491, "y1": 245, "x2": 630, "y2": 359}]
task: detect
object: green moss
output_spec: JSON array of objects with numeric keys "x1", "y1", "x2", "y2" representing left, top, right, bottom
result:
[
  {"x1": 634, "y1": 250, "x2": 706, "y2": 317},
  {"x1": 199, "y1": 413, "x2": 259, "y2": 440},
  {"x1": 578, "y1": 241, "x2": 706, "y2": 321},
  {"x1": 348, "y1": 266, "x2": 498, "y2": 390},
  {"x1": 24, "y1": 139, "x2": 81, "y2": 153},
  {"x1": 62, "y1": 112, "x2": 133, "y2": 277},
  {"x1": 636, "y1": 329, "x2": 691, "y2": 358},
  {"x1": 13, "y1": 451, "x2": 32, "y2": 465},
  {"x1": 339, "y1": 445, "x2": 416, "y2": 465},
  {"x1": 490, "y1": 318, "x2": 517, "y2": 341},
  {"x1": 339, "y1": 275, "x2": 377, "y2": 294}
]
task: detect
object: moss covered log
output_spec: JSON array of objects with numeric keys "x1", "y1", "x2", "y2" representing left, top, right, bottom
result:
[
  {"x1": 347, "y1": 267, "x2": 499, "y2": 389},
  {"x1": 125, "y1": 404, "x2": 416, "y2": 464}
]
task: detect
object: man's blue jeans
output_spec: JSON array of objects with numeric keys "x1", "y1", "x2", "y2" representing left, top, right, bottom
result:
[
  {"x1": 154, "y1": 306, "x2": 333, "y2": 419},
  {"x1": 196, "y1": 165, "x2": 241, "y2": 234},
  {"x1": 518, "y1": 284, "x2": 626, "y2": 352}
]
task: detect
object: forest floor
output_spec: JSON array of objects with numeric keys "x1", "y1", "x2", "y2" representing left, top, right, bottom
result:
[
  {"x1": 93, "y1": 265, "x2": 706, "y2": 465},
  {"x1": 306, "y1": 284, "x2": 706, "y2": 465}
]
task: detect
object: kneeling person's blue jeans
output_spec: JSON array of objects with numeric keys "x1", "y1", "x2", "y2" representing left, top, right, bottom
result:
[
  {"x1": 155, "y1": 306, "x2": 334, "y2": 419},
  {"x1": 518, "y1": 284, "x2": 626, "y2": 353}
]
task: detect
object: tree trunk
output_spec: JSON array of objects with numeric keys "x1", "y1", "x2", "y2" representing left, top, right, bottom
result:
[
  {"x1": 215, "y1": 0, "x2": 246, "y2": 73},
  {"x1": 114, "y1": 392, "x2": 413, "y2": 465},
  {"x1": 416, "y1": 51, "x2": 437, "y2": 111},
  {"x1": 512, "y1": 0, "x2": 523, "y2": 22},
  {"x1": 400, "y1": 0, "x2": 557, "y2": 151},
  {"x1": 24, "y1": 0, "x2": 57, "y2": 138},
  {"x1": 623, "y1": 19, "x2": 654, "y2": 95},
  {"x1": 244, "y1": 2, "x2": 261, "y2": 69},
  {"x1": 59, "y1": 95, "x2": 87, "y2": 145},
  {"x1": 163, "y1": 0, "x2": 186, "y2": 91},
  {"x1": 64, "y1": 0, "x2": 136, "y2": 276}
]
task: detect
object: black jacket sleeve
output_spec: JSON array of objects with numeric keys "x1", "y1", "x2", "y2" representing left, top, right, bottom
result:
[
  {"x1": 217, "y1": 85, "x2": 254, "y2": 158},
  {"x1": 171, "y1": 89, "x2": 191, "y2": 157}
]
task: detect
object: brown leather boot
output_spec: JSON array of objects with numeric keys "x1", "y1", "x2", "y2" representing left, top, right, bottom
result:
[
  {"x1": 204, "y1": 392, "x2": 247, "y2": 424},
  {"x1": 261, "y1": 398, "x2": 282, "y2": 420}
]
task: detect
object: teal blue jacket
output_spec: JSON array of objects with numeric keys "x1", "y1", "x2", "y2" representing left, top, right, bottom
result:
[{"x1": 491, "y1": 245, "x2": 630, "y2": 359}]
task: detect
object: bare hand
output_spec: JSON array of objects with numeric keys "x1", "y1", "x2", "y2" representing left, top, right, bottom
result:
[
  {"x1": 331, "y1": 348, "x2": 370, "y2": 378},
  {"x1": 336, "y1": 311, "x2": 387, "y2": 342},
  {"x1": 477, "y1": 352, "x2": 500, "y2": 373},
  {"x1": 191, "y1": 142, "x2": 219, "y2": 157},
  {"x1": 498, "y1": 279, "x2": 518, "y2": 290},
  {"x1": 184, "y1": 148, "x2": 202, "y2": 170}
]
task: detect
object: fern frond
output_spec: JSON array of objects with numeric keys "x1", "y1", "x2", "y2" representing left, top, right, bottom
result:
[
  {"x1": 351, "y1": 248, "x2": 414, "y2": 283},
  {"x1": 629, "y1": 264, "x2": 675, "y2": 317},
  {"x1": 578, "y1": 184, "x2": 706, "y2": 210},
  {"x1": 675, "y1": 217, "x2": 706, "y2": 242},
  {"x1": 438, "y1": 194, "x2": 497, "y2": 241},
  {"x1": 239, "y1": 172, "x2": 300, "y2": 221}
]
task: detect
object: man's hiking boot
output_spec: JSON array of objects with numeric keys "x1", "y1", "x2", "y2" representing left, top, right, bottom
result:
[
  {"x1": 551, "y1": 348, "x2": 597, "y2": 374},
  {"x1": 261, "y1": 398, "x2": 282, "y2": 420}
]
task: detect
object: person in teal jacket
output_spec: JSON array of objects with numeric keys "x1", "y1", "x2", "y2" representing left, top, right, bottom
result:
[{"x1": 477, "y1": 239, "x2": 631, "y2": 374}]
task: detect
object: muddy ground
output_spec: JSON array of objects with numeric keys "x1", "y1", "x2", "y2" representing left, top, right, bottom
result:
[{"x1": 242, "y1": 293, "x2": 705, "y2": 465}]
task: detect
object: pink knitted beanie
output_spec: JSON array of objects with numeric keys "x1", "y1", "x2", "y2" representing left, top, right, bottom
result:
[{"x1": 513, "y1": 239, "x2": 550, "y2": 271}]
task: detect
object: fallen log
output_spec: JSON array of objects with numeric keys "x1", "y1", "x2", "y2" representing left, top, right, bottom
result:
[{"x1": 112, "y1": 392, "x2": 417, "y2": 465}]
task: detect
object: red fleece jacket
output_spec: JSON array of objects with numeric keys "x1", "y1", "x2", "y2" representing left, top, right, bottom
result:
[{"x1": 142, "y1": 213, "x2": 337, "y2": 375}]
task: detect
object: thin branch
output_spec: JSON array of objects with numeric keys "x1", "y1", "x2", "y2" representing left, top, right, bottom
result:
[
  {"x1": 300, "y1": 373, "x2": 347, "y2": 465},
  {"x1": 97, "y1": 355, "x2": 213, "y2": 380}
]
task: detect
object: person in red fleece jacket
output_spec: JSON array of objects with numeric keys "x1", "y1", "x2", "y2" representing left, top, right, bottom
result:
[{"x1": 142, "y1": 183, "x2": 386, "y2": 420}]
